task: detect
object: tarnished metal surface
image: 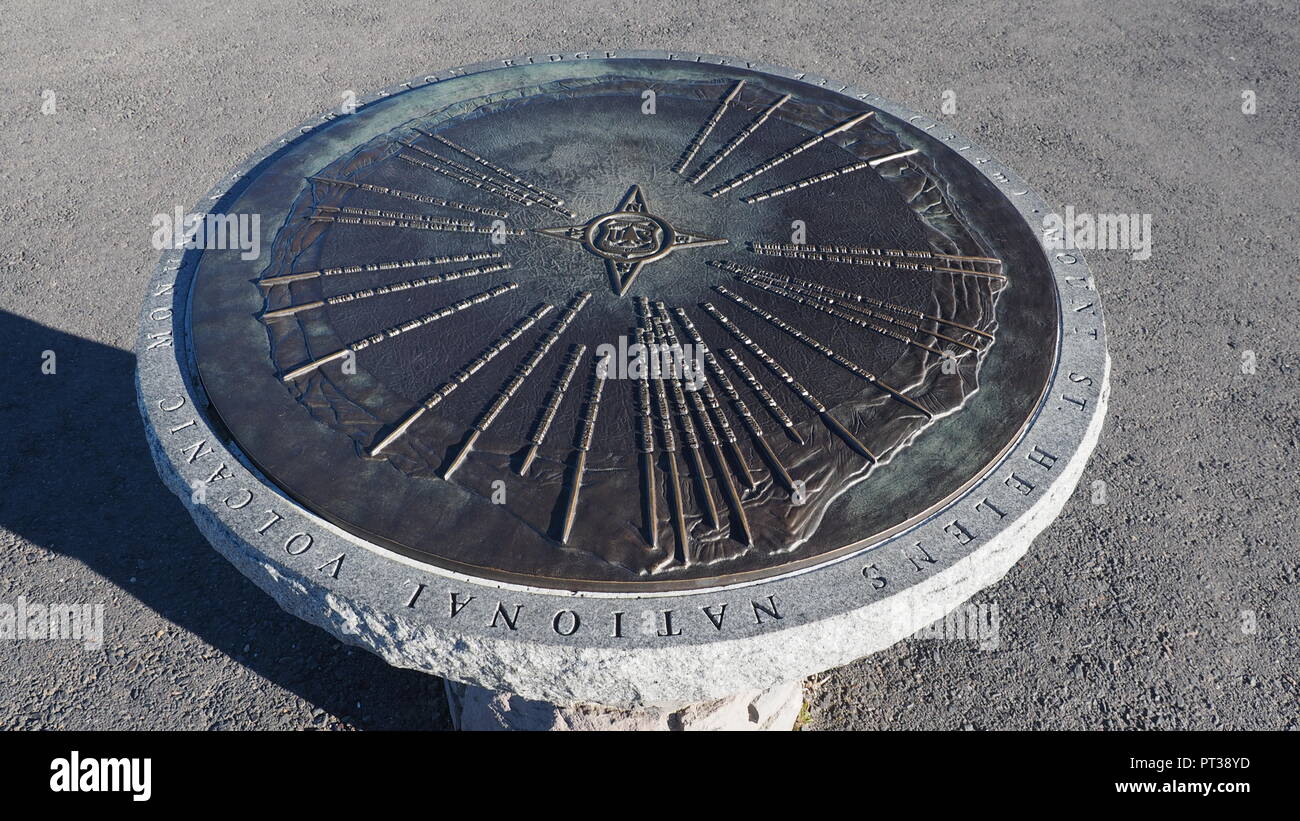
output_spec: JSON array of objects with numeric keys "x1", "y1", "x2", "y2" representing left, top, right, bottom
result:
[{"x1": 188, "y1": 57, "x2": 1058, "y2": 591}]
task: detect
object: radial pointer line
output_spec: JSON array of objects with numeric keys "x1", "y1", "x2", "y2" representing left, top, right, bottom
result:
[
  {"x1": 397, "y1": 149, "x2": 543, "y2": 212},
  {"x1": 645, "y1": 299, "x2": 719, "y2": 531},
  {"x1": 280, "y1": 282, "x2": 518, "y2": 382},
  {"x1": 633, "y1": 335, "x2": 659, "y2": 550},
  {"x1": 720, "y1": 347, "x2": 805, "y2": 446},
  {"x1": 443, "y1": 292, "x2": 592, "y2": 479},
  {"x1": 741, "y1": 148, "x2": 919, "y2": 204},
  {"x1": 309, "y1": 212, "x2": 523, "y2": 236},
  {"x1": 639, "y1": 323, "x2": 690, "y2": 564},
  {"x1": 673, "y1": 80, "x2": 744, "y2": 174},
  {"x1": 671, "y1": 307, "x2": 767, "y2": 492},
  {"x1": 311, "y1": 205, "x2": 475, "y2": 228},
  {"x1": 713, "y1": 285, "x2": 931, "y2": 419},
  {"x1": 752, "y1": 274, "x2": 977, "y2": 352},
  {"x1": 749, "y1": 242, "x2": 1006, "y2": 281},
  {"x1": 707, "y1": 110, "x2": 874, "y2": 197},
  {"x1": 678, "y1": 308, "x2": 797, "y2": 495},
  {"x1": 654, "y1": 303, "x2": 751, "y2": 546},
  {"x1": 753, "y1": 242, "x2": 1002, "y2": 266},
  {"x1": 703, "y1": 303, "x2": 879, "y2": 462},
  {"x1": 731, "y1": 267, "x2": 979, "y2": 352},
  {"x1": 367, "y1": 302, "x2": 550, "y2": 457},
  {"x1": 727, "y1": 271, "x2": 950, "y2": 357},
  {"x1": 725, "y1": 261, "x2": 995, "y2": 341},
  {"x1": 558, "y1": 359, "x2": 609, "y2": 544},
  {"x1": 308, "y1": 176, "x2": 509, "y2": 218},
  {"x1": 261, "y1": 261, "x2": 511, "y2": 319},
  {"x1": 403, "y1": 139, "x2": 540, "y2": 202},
  {"x1": 417, "y1": 129, "x2": 570, "y2": 210},
  {"x1": 259, "y1": 252, "x2": 501, "y2": 287},
  {"x1": 688, "y1": 93, "x2": 791, "y2": 184},
  {"x1": 401, "y1": 140, "x2": 576, "y2": 218},
  {"x1": 519, "y1": 344, "x2": 586, "y2": 477}
]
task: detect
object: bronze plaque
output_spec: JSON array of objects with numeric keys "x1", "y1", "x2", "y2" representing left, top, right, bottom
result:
[{"x1": 187, "y1": 56, "x2": 1058, "y2": 592}]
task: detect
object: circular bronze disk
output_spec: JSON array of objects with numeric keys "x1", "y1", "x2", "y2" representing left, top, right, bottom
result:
[{"x1": 187, "y1": 56, "x2": 1058, "y2": 592}]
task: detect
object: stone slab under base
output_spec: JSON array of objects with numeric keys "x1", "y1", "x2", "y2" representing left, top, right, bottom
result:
[
  {"x1": 446, "y1": 680, "x2": 804, "y2": 731},
  {"x1": 136, "y1": 51, "x2": 1110, "y2": 710}
]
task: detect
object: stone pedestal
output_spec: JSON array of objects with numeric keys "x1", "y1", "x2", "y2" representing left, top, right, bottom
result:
[
  {"x1": 446, "y1": 680, "x2": 804, "y2": 731},
  {"x1": 137, "y1": 50, "x2": 1111, "y2": 732}
]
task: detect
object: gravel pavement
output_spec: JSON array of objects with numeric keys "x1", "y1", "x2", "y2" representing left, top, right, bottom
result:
[{"x1": 0, "y1": 0, "x2": 1295, "y2": 730}]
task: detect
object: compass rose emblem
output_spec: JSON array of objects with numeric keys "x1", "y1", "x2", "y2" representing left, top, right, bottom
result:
[{"x1": 537, "y1": 184, "x2": 728, "y2": 296}]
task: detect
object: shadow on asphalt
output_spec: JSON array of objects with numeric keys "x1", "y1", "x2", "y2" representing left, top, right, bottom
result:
[{"x1": 0, "y1": 309, "x2": 453, "y2": 730}]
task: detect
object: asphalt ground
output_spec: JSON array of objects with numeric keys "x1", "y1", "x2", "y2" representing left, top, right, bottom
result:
[{"x1": 0, "y1": 0, "x2": 1295, "y2": 729}]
